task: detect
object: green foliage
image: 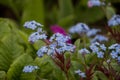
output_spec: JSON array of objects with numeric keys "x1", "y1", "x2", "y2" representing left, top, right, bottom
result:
[
  {"x1": 0, "y1": 34, "x2": 24, "y2": 71},
  {"x1": 34, "y1": 56, "x2": 55, "y2": 79},
  {"x1": 7, "y1": 54, "x2": 33, "y2": 80},
  {"x1": 0, "y1": 19, "x2": 24, "y2": 72},
  {"x1": 0, "y1": 71, "x2": 6, "y2": 80},
  {"x1": 94, "y1": 71, "x2": 108, "y2": 80},
  {"x1": 0, "y1": 18, "x2": 36, "y2": 80},
  {"x1": 105, "y1": 6, "x2": 115, "y2": 19},
  {"x1": 0, "y1": 18, "x2": 16, "y2": 38}
]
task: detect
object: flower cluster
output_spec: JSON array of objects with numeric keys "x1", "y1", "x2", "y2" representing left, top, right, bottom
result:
[
  {"x1": 79, "y1": 42, "x2": 120, "y2": 62},
  {"x1": 69, "y1": 23, "x2": 90, "y2": 35},
  {"x1": 75, "y1": 69, "x2": 86, "y2": 78},
  {"x1": 69, "y1": 23, "x2": 108, "y2": 43},
  {"x1": 24, "y1": 20, "x2": 43, "y2": 30},
  {"x1": 37, "y1": 33, "x2": 76, "y2": 57},
  {"x1": 86, "y1": 28, "x2": 101, "y2": 37},
  {"x1": 23, "y1": 65, "x2": 39, "y2": 73},
  {"x1": 24, "y1": 21, "x2": 47, "y2": 43},
  {"x1": 89, "y1": 42, "x2": 106, "y2": 58},
  {"x1": 108, "y1": 14, "x2": 120, "y2": 26},
  {"x1": 87, "y1": 0, "x2": 105, "y2": 8},
  {"x1": 90, "y1": 35, "x2": 108, "y2": 43},
  {"x1": 109, "y1": 43, "x2": 120, "y2": 62},
  {"x1": 78, "y1": 48, "x2": 90, "y2": 54}
]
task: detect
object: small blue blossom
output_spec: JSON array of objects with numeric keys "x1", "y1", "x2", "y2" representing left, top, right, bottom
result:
[
  {"x1": 24, "y1": 20, "x2": 43, "y2": 30},
  {"x1": 97, "y1": 51, "x2": 104, "y2": 58},
  {"x1": 37, "y1": 46, "x2": 48, "y2": 57},
  {"x1": 90, "y1": 43, "x2": 99, "y2": 53},
  {"x1": 29, "y1": 32, "x2": 47, "y2": 43},
  {"x1": 100, "y1": 44, "x2": 106, "y2": 51},
  {"x1": 79, "y1": 48, "x2": 90, "y2": 54},
  {"x1": 49, "y1": 33, "x2": 70, "y2": 43},
  {"x1": 108, "y1": 14, "x2": 120, "y2": 26},
  {"x1": 110, "y1": 51, "x2": 118, "y2": 59},
  {"x1": 24, "y1": 21, "x2": 47, "y2": 43},
  {"x1": 37, "y1": 28, "x2": 45, "y2": 33},
  {"x1": 90, "y1": 42, "x2": 106, "y2": 58},
  {"x1": 87, "y1": 28, "x2": 101, "y2": 37},
  {"x1": 49, "y1": 42, "x2": 57, "y2": 50},
  {"x1": 69, "y1": 23, "x2": 90, "y2": 35},
  {"x1": 62, "y1": 43, "x2": 76, "y2": 52},
  {"x1": 108, "y1": 43, "x2": 120, "y2": 50},
  {"x1": 117, "y1": 57, "x2": 120, "y2": 62},
  {"x1": 47, "y1": 43, "x2": 57, "y2": 55},
  {"x1": 109, "y1": 43, "x2": 120, "y2": 61},
  {"x1": 75, "y1": 69, "x2": 86, "y2": 78},
  {"x1": 47, "y1": 49, "x2": 55, "y2": 55},
  {"x1": 23, "y1": 65, "x2": 39, "y2": 73},
  {"x1": 88, "y1": 0, "x2": 105, "y2": 7},
  {"x1": 91, "y1": 35, "x2": 108, "y2": 43}
]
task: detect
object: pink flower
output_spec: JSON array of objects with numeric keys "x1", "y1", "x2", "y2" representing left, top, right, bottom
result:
[
  {"x1": 88, "y1": 1, "x2": 93, "y2": 8},
  {"x1": 50, "y1": 25, "x2": 72, "y2": 43},
  {"x1": 50, "y1": 25, "x2": 66, "y2": 35}
]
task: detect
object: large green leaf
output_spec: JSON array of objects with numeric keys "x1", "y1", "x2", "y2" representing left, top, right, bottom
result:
[
  {"x1": 0, "y1": 18, "x2": 16, "y2": 38},
  {"x1": 7, "y1": 54, "x2": 33, "y2": 80},
  {"x1": 105, "y1": 6, "x2": 115, "y2": 19},
  {"x1": 18, "y1": 30, "x2": 35, "y2": 54},
  {"x1": 34, "y1": 56, "x2": 54, "y2": 79},
  {"x1": 0, "y1": 19, "x2": 26, "y2": 72},
  {"x1": 0, "y1": 34, "x2": 24, "y2": 72}
]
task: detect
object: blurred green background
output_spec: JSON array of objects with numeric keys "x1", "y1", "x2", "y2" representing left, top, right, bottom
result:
[{"x1": 0, "y1": 0, "x2": 120, "y2": 31}]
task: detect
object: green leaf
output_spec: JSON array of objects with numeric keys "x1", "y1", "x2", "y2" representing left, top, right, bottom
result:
[
  {"x1": 34, "y1": 56, "x2": 54, "y2": 79},
  {"x1": 94, "y1": 71, "x2": 108, "y2": 80},
  {"x1": 106, "y1": 6, "x2": 115, "y2": 19},
  {"x1": 0, "y1": 18, "x2": 16, "y2": 39},
  {"x1": 20, "y1": 73, "x2": 36, "y2": 80},
  {"x1": 74, "y1": 39, "x2": 81, "y2": 52},
  {"x1": 0, "y1": 34, "x2": 24, "y2": 72},
  {"x1": 7, "y1": 54, "x2": 33, "y2": 80},
  {"x1": 85, "y1": 53, "x2": 98, "y2": 64},
  {"x1": 18, "y1": 30, "x2": 36, "y2": 59}
]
